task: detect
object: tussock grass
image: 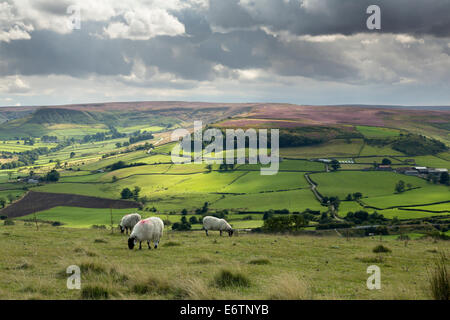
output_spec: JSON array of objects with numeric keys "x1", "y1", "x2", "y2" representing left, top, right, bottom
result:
[
  {"x1": 180, "y1": 278, "x2": 214, "y2": 300},
  {"x1": 429, "y1": 252, "x2": 449, "y2": 300},
  {"x1": 356, "y1": 255, "x2": 385, "y2": 264},
  {"x1": 249, "y1": 258, "x2": 271, "y2": 265},
  {"x1": 214, "y1": 269, "x2": 250, "y2": 288},
  {"x1": 164, "y1": 241, "x2": 181, "y2": 247},
  {"x1": 81, "y1": 285, "x2": 109, "y2": 300},
  {"x1": 190, "y1": 256, "x2": 213, "y2": 264},
  {"x1": 268, "y1": 274, "x2": 311, "y2": 300},
  {"x1": 131, "y1": 275, "x2": 185, "y2": 298},
  {"x1": 373, "y1": 245, "x2": 391, "y2": 253},
  {"x1": 93, "y1": 239, "x2": 107, "y2": 243},
  {"x1": 79, "y1": 262, "x2": 107, "y2": 274}
]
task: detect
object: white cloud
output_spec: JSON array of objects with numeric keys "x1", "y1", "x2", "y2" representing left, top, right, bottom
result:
[
  {"x1": 0, "y1": 76, "x2": 31, "y2": 94},
  {"x1": 103, "y1": 8, "x2": 185, "y2": 40}
]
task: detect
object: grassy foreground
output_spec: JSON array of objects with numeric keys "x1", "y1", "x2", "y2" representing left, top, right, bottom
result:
[{"x1": 0, "y1": 221, "x2": 448, "y2": 300}]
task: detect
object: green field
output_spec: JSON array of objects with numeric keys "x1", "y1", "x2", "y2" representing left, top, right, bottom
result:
[
  {"x1": 0, "y1": 222, "x2": 447, "y2": 300},
  {"x1": 279, "y1": 139, "x2": 364, "y2": 158},
  {"x1": 313, "y1": 171, "x2": 430, "y2": 199},
  {"x1": 356, "y1": 126, "x2": 402, "y2": 138}
]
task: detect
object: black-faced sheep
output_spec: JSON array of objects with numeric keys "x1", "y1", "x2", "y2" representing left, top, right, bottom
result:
[
  {"x1": 128, "y1": 217, "x2": 164, "y2": 250},
  {"x1": 119, "y1": 213, "x2": 141, "y2": 235},
  {"x1": 202, "y1": 216, "x2": 234, "y2": 237}
]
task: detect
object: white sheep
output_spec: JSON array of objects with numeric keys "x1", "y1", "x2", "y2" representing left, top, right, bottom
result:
[
  {"x1": 128, "y1": 217, "x2": 164, "y2": 250},
  {"x1": 119, "y1": 213, "x2": 141, "y2": 235},
  {"x1": 202, "y1": 216, "x2": 234, "y2": 237}
]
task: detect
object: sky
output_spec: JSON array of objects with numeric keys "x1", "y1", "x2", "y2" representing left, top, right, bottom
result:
[{"x1": 1, "y1": 0, "x2": 450, "y2": 107}]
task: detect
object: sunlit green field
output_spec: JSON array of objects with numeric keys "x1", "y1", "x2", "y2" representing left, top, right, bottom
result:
[
  {"x1": 356, "y1": 126, "x2": 402, "y2": 138},
  {"x1": 0, "y1": 222, "x2": 447, "y2": 300},
  {"x1": 312, "y1": 171, "x2": 429, "y2": 199}
]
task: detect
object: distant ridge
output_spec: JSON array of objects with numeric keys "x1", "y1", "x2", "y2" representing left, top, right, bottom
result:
[{"x1": 1, "y1": 101, "x2": 450, "y2": 111}]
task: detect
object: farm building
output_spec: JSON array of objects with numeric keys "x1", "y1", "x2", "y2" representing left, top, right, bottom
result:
[
  {"x1": 413, "y1": 166, "x2": 428, "y2": 173},
  {"x1": 376, "y1": 165, "x2": 393, "y2": 171}
]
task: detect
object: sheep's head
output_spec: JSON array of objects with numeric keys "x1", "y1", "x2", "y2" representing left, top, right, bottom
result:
[
  {"x1": 228, "y1": 230, "x2": 234, "y2": 237},
  {"x1": 119, "y1": 225, "x2": 124, "y2": 233},
  {"x1": 128, "y1": 237, "x2": 136, "y2": 250}
]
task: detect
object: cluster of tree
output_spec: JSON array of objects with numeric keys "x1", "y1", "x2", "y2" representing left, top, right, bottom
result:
[
  {"x1": 219, "y1": 164, "x2": 235, "y2": 171},
  {"x1": 106, "y1": 161, "x2": 146, "y2": 171},
  {"x1": 395, "y1": 180, "x2": 413, "y2": 193},
  {"x1": 0, "y1": 194, "x2": 15, "y2": 208},
  {"x1": 330, "y1": 159, "x2": 340, "y2": 171},
  {"x1": 41, "y1": 135, "x2": 59, "y2": 143},
  {"x1": 391, "y1": 134, "x2": 447, "y2": 156},
  {"x1": 129, "y1": 131, "x2": 154, "y2": 144},
  {"x1": 44, "y1": 170, "x2": 60, "y2": 182},
  {"x1": 82, "y1": 127, "x2": 126, "y2": 143},
  {"x1": 344, "y1": 210, "x2": 387, "y2": 225},
  {"x1": 120, "y1": 186, "x2": 141, "y2": 201},
  {"x1": 345, "y1": 192, "x2": 363, "y2": 201},
  {"x1": 262, "y1": 214, "x2": 310, "y2": 232},
  {"x1": 23, "y1": 138, "x2": 35, "y2": 146},
  {"x1": 322, "y1": 196, "x2": 340, "y2": 209},
  {"x1": 172, "y1": 216, "x2": 192, "y2": 231}
]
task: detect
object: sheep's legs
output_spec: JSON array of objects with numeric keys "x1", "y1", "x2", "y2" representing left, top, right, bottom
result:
[
  {"x1": 220, "y1": 231, "x2": 223, "y2": 236},
  {"x1": 139, "y1": 241, "x2": 142, "y2": 250},
  {"x1": 205, "y1": 230, "x2": 209, "y2": 236},
  {"x1": 147, "y1": 241, "x2": 151, "y2": 249},
  {"x1": 154, "y1": 240, "x2": 159, "y2": 249}
]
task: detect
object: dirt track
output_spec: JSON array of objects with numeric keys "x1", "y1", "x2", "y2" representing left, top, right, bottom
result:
[{"x1": 0, "y1": 191, "x2": 139, "y2": 218}]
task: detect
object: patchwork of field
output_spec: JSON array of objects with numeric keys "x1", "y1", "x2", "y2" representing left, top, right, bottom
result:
[
  {"x1": 0, "y1": 140, "x2": 58, "y2": 152},
  {"x1": 363, "y1": 186, "x2": 450, "y2": 209}
]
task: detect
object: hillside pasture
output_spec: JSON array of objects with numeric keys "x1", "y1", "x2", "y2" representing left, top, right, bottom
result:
[
  {"x1": 312, "y1": 171, "x2": 429, "y2": 199},
  {"x1": 0, "y1": 222, "x2": 446, "y2": 299},
  {"x1": 279, "y1": 139, "x2": 364, "y2": 158}
]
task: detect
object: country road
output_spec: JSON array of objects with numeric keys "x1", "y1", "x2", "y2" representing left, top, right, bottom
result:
[{"x1": 304, "y1": 173, "x2": 343, "y2": 221}]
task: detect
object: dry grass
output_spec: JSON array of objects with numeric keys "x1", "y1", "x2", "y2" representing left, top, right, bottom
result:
[
  {"x1": 429, "y1": 252, "x2": 449, "y2": 300},
  {"x1": 268, "y1": 274, "x2": 311, "y2": 300}
]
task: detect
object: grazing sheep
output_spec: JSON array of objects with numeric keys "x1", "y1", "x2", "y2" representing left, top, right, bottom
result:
[
  {"x1": 203, "y1": 216, "x2": 234, "y2": 237},
  {"x1": 128, "y1": 217, "x2": 164, "y2": 250},
  {"x1": 119, "y1": 213, "x2": 141, "y2": 235}
]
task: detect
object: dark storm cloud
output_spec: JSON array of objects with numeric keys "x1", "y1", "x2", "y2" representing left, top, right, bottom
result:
[
  {"x1": 0, "y1": 25, "x2": 132, "y2": 77},
  {"x1": 0, "y1": 0, "x2": 449, "y2": 87},
  {"x1": 208, "y1": 0, "x2": 450, "y2": 37}
]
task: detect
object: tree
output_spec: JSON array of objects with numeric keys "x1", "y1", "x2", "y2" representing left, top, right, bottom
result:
[
  {"x1": 46, "y1": 170, "x2": 60, "y2": 182},
  {"x1": 201, "y1": 202, "x2": 209, "y2": 214},
  {"x1": 395, "y1": 180, "x2": 405, "y2": 193},
  {"x1": 133, "y1": 186, "x2": 141, "y2": 201},
  {"x1": 181, "y1": 208, "x2": 188, "y2": 215},
  {"x1": 440, "y1": 172, "x2": 449, "y2": 185},
  {"x1": 381, "y1": 158, "x2": 391, "y2": 165},
  {"x1": 121, "y1": 188, "x2": 133, "y2": 199},
  {"x1": 6, "y1": 194, "x2": 14, "y2": 204},
  {"x1": 112, "y1": 176, "x2": 118, "y2": 183},
  {"x1": 345, "y1": 194, "x2": 353, "y2": 201},
  {"x1": 0, "y1": 198, "x2": 6, "y2": 208},
  {"x1": 353, "y1": 192, "x2": 363, "y2": 200},
  {"x1": 330, "y1": 159, "x2": 340, "y2": 171},
  {"x1": 189, "y1": 216, "x2": 198, "y2": 224},
  {"x1": 70, "y1": 152, "x2": 76, "y2": 159},
  {"x1": 406, "y1": 183, "x2": 413, "y2": 190},
  {"x1": 115, "y1": 142, "x2": 122, "y2": 148}
]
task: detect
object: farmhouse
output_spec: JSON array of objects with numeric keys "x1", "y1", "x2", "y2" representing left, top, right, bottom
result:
[
  {"x1": 376, "y1": 165, "x2": 393, "y2": 171},
  {"x1": 413, "y1": 166, "x2": 428, "y2": 173}
]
